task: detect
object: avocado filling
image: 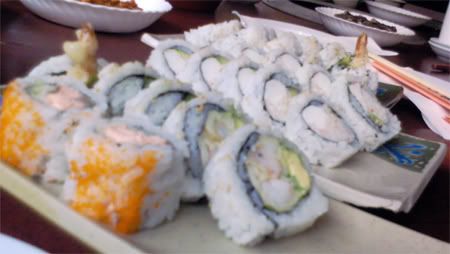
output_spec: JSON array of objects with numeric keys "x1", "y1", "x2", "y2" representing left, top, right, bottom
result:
[
  {"x1": 184, "y1": 103, "x2": 244, "y2": 177},
  {"x1": 164, "y1": 46, "x2": 194, "y2": 76},
  {"x1": 200, "y1": 55, "x2": 230, "y2": 90},
  {"x1": 238, "y1": 133, "x2": 311, "y2": 214},
  {"x1": 107, "y1": 75, "x2": 153, "y2": 116},
  {"x1": 145, "y1": 91, "x2": 195, "y2": 126},
  {"x1": 263, "y1": 72, "x2": 300, "y2": 124}
]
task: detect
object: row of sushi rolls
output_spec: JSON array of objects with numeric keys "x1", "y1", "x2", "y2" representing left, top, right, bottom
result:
[{"x1": 0, "y1": 20, "x2": 401, "y2": 245}]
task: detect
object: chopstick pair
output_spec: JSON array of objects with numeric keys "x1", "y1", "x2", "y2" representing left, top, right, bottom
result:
[{"x1": 369, "y1": 53, "x2": 450, "y2": 112}]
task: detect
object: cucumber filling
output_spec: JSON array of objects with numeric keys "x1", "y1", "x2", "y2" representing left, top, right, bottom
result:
[
  {"x1": 145, "y1": 91, "x2": 194, "y2": 126},
  {"x1": 108, "y1": 75, "x2": 152, "y2": 116}
]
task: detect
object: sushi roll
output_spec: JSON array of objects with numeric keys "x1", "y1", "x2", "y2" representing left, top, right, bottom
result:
[
  {"x1": 177, "y1": 48, "x2": 232, "y2": 95},
  {"x1": 124, "y1": 79, "x2": 195, "y2": 126},
  {"x1": 210, "y1": 26, "x2": 276, "y2": 58},
  {"x1": 163, "y1": 96, "x2": 246, "y2": 201},
  {"x1": 297, "y1": 35, "x2": 323, "y2": 65},
  {"x1": 310, "y1": 72, "x2": 401, "y2": 152},
  {"x1": 27, "y1": 55, "x2": 108, "y2": 81},
  {"x1": 184, "y1": 20, "x2": 242, "y2": 48},
  {"x1": 147, "y1": 39, "x2": 197, "y2": 80},
  {"x1": 204, "y1": 125, "x2": 328, "y2": 246},
  {"x1": 214, "y1": 57, "x2": 261, "y2": 105},
  {"x1": 241, "y1": 65, "x2": 305, "y2": 130},
  {"x1": 318, "y1": 42, "x2": 347, "y2": 70},
  {"x1": 0, "y1": 76, "x2": 107, "y2": 180},
  {"x1": 329, "y1": 33, "x2": 378, "y2": 92},
  {"x1": 94, "y1": 61, "x2": 158, "y2": 116},
  {"x1": 285, "y1": 93, "x2": 360, "y2": 168},
  {"x1": 63, "y1": 117, "x2": 186, "y2": 234}
]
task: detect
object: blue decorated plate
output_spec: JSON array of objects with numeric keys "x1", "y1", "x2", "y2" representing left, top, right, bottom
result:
[
  {"x1": 314, "y1": 133, "x2": 447, "y2": 212},
  {"x1": 376, "y1": 82, "x2": 404, "y2": 108}
]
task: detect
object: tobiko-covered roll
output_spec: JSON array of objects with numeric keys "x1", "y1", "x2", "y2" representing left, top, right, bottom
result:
[
  {"x1": 285, "y1": 93, "x2": 360, "y2": 167},
  {"x1": 204, "y1": 125, "x2": 328, "y2": 246},
  {"x1": 63, "y1": 117, "x2": 185, "y2": 234},
  {"x1": 124, "y1": 79, "x2": 195, "y2": 126},
  {"x1": 94, "y1": 61, "x2": 158, "y2": 116},
  {"x1": 163, "y1": 96, "x2": 246, "y2": 200},
  {"x1": 0, "y1": 76, "x2": 107, "y2": 180}
]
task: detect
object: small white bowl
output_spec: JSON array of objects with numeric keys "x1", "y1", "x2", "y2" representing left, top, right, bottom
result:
[
  {"x1": 430, "y1": 37, "x2": 450, "y2": 50},
  {"x1": 373, "y1": 0, "x2": 406, "y2": 7},
  {"x1": 429, "y1": 40, "x2": 450, "y2": 62},
  {"x1": 20, "y1": 0, "x2": 172, "y2": 33},
  {"x1": 365, "y1": 1, "x2": 431, "y2": 27},
  {"x1": 316, "y1": 7, "x2": 415, "y2": 47}
]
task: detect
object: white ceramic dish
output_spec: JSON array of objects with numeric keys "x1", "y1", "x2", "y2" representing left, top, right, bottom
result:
[
  {"x1": 20, "y1": 0, "x2": 172, "y2": 33},
  {"x1": 0, "y1": 234, "x2": 46, "y2": 254},
  {"x1": 373, "y1": 0, "x2": 406, "y2": 7},
  {"x1": 1, "y1": 163, "x2": 449, "y2": 253},
  {"x1": 429, "y1": 39, "x2": 450, "y2": 62},
  {"x1": 366, "y1": 1, "x2": 431, "y2": 27},
  {"x1": 430, "y1": 37, "x2": 450, "y2": 50},
  {"x1": 316, "y1": 7, "x2": 415, "y2": 47}
]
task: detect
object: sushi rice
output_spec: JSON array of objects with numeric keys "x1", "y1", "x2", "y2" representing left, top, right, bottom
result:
[
  {"x1": 204, "y1": 125, "x2": 328, "y2": 245},
  {"x1": 162, "y1": 95, "x2": 247, "y2": 201},
  {"x1": 63, "y1": 117, "x2": 186, "y2": 233}
]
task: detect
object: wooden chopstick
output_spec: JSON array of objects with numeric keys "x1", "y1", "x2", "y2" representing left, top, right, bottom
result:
[
  {"x1": 372, "y1": 61, "x2": 450, "y2": 111},
  {"x1": 369, "y1": 53, "x2": 450, "y2": 111}
]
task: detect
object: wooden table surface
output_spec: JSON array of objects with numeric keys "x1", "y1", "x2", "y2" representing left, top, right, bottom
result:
[{"x1": 1, "y1": 0, "x2": 449, "y2": 253}]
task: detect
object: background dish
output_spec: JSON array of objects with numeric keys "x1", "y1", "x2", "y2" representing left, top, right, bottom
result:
[
  {"x1": 20, "y1": 0, "x2": 172, "y2": 33},
  {"x1": 429, "y1": 39, "x2": 450, "y2": 62},
  {"x1": 0, "y1": 234, "x2": 45, "y2": 254},
  {"x1": 365, "y1": 1, "x2": 431, "y2": 27},
  {"x1": 316, "y1": 7, "x2": 415, "y2": 47}
]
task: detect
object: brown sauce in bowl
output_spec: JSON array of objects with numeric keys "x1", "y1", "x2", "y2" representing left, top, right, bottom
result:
[
  {"x1": 335, "y1": 11, "x2": 397, "y2": 32},
  {"x1": 78, "y1": 0, "x2": 141, "y2": 10}
]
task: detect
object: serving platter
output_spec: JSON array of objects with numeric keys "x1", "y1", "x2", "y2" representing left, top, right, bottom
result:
[{"x1": 1, "y1": 162, "x2": 449, "y2": 253}]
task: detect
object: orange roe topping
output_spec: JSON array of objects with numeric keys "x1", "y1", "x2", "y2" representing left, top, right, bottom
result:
[
  {"x1": 69, "y1": 136, "x2": 159, "y2": 234},
  {"x1": 0, "y1": 81, "x2": 48, "y2": 175}
]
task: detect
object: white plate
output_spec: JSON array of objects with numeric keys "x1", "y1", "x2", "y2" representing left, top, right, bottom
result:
[
  {"x1": 1, "y1": 163, "x2": 449, "y2": 253},
  {"x1": 366, "y1": 1, "x2": 431, "y2": 27},
  {"x1": 20, "y1": 0, "x2": 172, "y2": 33},
  {"x1": 315, "y1": 7, "x2": 415, "y2": 47},
  {"x1": 0, "y1": 234, "x2": 45, "y2": 254}
]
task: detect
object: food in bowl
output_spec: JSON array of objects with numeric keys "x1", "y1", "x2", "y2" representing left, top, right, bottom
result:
[
  {"x1": 78, "y1": 0, "x2": 141, "y2": 10},
  {"x1": 335, "y1": 11, "x2": 397, "y2": 32}
]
